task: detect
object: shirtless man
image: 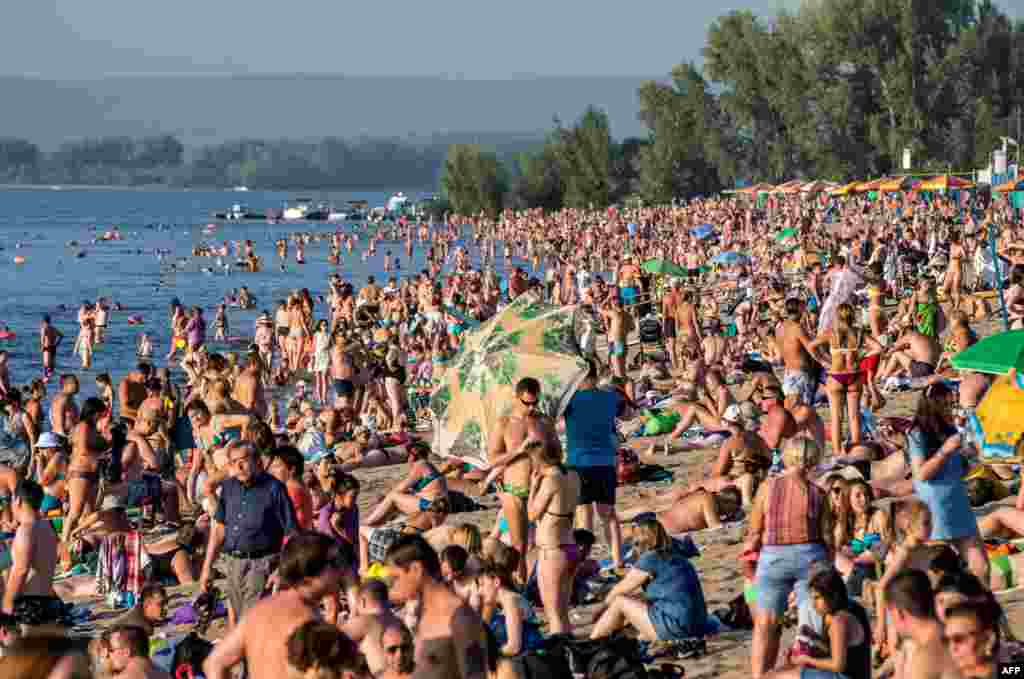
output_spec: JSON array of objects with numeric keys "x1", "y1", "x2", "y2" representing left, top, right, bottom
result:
[
  {"x1": 39, "y1": 315, "x2": 63, "y2": 381},
  {"x1": 878, "y1": 326, "x2": 942, "y2": 382},
  {"x1": 50, "y1": 375, "x2": 80, "y2": 439},
  {"x1": 384, "y1": 535, "x2": 489, "y2": 679},
  {"x1": 2, "y1": 480, "x2": 60, "y2": 631},
  {"x1": 482, "y1": 377, "x2": 559, "y2": 584},
  {"x1": 673, "y1": 290, "x2": 702, "y2": 374},
  {"x1": 631, "y1": 485, "x2": 742, "y2": 535},
  {"x1": 62, "y1": 398, "x2": 110, "y2": 548},
  {"x1": 107, "y1": 625, "x2": 171, "y2": 679},
  {"x1": 776, "y1": 298, "x2": 819, "y2": 409},
  {"x1": 701, "y1": 320, "x2": 728, "y2": 368},
  {"x1": 94, "y1": 301, "x2": 108, "y2": 344},
  {"x1": 203, "y1": 533, "x2": 356, "y2": 679},
  {"x1": 602, "y1": 296, "x2": 632, "y2": 381},
  {"x1": 883, "y1": 570, "x2": 961, "y2": 679},
  {"x1": 232, "y1": 354, "x2": 268, "y2": 419},
  {"x1": 118, "y1": 363, "x2": 152, "y2": 425},
  {"x1": 340, "y1": 580, "x2": 404, "y2": 677}
]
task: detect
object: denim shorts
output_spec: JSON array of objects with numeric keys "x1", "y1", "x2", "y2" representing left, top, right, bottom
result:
[{"x1": 754, "y1": 543, "x2": 827, "y2": 616}]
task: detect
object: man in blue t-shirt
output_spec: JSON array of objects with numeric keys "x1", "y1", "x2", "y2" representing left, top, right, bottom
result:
[{"x1": 564, "y1": 360, "x2": 626, "y2": 570}]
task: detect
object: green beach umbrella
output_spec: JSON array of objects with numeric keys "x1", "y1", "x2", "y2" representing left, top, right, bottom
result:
[
  {"x1": 951, "y1": 330, "x2": 1024, "y2": 375},
  {"x1": 641, "y1": 258, "x2": 687, "y2": 277},
  {"x1": 775, "y1": 228, "x2": 798, "y2": 242}
]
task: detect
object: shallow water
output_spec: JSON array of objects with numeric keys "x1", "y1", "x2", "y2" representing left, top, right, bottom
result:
[{"x1": 0, "y1": 187, "x2": 526, "y2": 393}]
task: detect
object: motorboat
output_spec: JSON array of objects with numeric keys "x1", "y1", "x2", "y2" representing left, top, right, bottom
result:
[
  {"x1": 329, "y1": 200, "x2": 369, "y2": 222},
  {"x1": 386, "y1": 192, "x2": 410, "y2": 214},
  {"x1": 212, "y1": 204, "x2": 265, "y2": 221},
  {"x1": 283, "y1": 199, "x2": 329, "y2": 221}
]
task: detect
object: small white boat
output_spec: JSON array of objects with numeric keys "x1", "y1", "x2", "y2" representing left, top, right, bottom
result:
[{"x1": 233, "y1": 186, "x2": 250, "y2": 192}]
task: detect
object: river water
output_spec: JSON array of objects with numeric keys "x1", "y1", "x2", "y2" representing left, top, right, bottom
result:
[{"x1": 0, "y1": 187, "x2": 522, "y2": 393}]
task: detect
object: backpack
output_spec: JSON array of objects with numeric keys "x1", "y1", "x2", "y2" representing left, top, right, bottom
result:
[{"x1": 533, "y1": 634, "x2": 649, "y2": 679}]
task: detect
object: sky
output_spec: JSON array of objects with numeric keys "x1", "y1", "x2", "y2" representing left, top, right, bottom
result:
[{"x1": 8, "y1": 0, "x2": 809, "y2": 79}]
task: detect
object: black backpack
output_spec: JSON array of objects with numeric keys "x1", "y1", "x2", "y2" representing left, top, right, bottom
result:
[{"x1": 531, "y1": 634, "x2": 649, "y2": 679}]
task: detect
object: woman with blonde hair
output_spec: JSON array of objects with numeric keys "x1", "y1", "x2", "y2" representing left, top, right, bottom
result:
[
  {"x1": 745, "y1": 437, "x2": 832, "y2": 679},
  {"x1": 589, "y1": 517, "x2": 709, "y2": 644}
]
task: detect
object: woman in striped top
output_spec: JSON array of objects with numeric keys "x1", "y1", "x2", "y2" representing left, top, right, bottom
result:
[{"x1": 744, "y1": 438, "x2": 834, "y2": 679}]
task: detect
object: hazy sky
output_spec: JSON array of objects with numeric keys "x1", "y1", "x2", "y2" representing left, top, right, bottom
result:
[{"x1": 9, "y1": 0, "x2": 810, "y2": 79}]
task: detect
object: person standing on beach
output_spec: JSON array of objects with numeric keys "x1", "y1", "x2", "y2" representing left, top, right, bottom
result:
[
  {"x1": 61, "y1": 397, "x2": 108, "y2": 551},
  {"x1": 202, "y1": 532, "x2": 356, "y2": 679},
  {"x1": 383, "y1": 535, "x2": 490, "y2": 679},
  {"x1": 38, "y1": 315, "x2": 63, "y2": 381},
  {"x1": 49, "y1": 374, "x2": 79, "y2": 439},
  {"x1": 484, "y1": 378, "x2": 557, "y2": 584}
]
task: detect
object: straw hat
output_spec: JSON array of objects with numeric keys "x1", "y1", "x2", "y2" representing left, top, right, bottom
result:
[{"x1": 782, "y1": 437, "x2": 822, "y2": 470}]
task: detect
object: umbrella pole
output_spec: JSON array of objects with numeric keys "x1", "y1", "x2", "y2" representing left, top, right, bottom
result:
[{"x1": 990, "y1": 225, "x2": 1011, "y2": 332}]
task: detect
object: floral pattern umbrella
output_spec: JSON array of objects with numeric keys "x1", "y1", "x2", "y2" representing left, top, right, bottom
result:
[{"x1": 429, "y1": 293, "x2": 589, "y2": 469}]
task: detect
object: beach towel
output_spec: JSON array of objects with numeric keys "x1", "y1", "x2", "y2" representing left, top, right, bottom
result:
[{"x1": 96, "y1": 531, "x2": 150, "y2": 599}]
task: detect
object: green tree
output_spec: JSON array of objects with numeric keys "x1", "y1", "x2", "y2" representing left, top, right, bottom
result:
[
  {"x1": 553, "y1": 107, "x2": 612, "y2": 208},
  {"x1": 440, "y1": 144, "x2": 506, "y2": 216}
]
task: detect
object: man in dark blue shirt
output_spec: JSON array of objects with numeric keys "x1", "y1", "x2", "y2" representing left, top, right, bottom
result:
[
  {"x1": 198, "y1": 441, "x2": 297, "y2": 626},
  {"x1": 564, "y1": 360, "x2": 626, "y2": 570}
]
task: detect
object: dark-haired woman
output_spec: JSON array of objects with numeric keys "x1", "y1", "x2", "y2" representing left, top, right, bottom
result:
[
  {"x1": 765, "y1": 569, "x2": 871, "y2": 679},
  {"x1": 944, "y1": 601, "x2": 1001, "y2": 679},
  {"x1": 906, "y1": 385, "x2": 988, "y2": 584}
]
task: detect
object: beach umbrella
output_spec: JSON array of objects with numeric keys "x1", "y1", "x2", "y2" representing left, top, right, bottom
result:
[
  {"x1": 428, "y1": 293, "x2": 588, "y2": 468},
  {"x1": 711, "y1": 251, "x2": 746, "y2": 266},
  {"x1": 775, "y1": 227, "x2": 798, "y2": 242},
  {"x1": 641, "y1": 258, "x2": 688, "y2": 277},
  {"x1": 852, "y1": 177, "x2": 889, "y2": 193},
  {"x1": 690, "y1": 224, "x2": 716, "y2": 240},
  {"x1": 994, "y1": 179, "x2": 1024, "y2": 192},
  {"x1": 951, "y1": 330, "x2": 1024, "y2": 375},
  {"x1": 968, "y1": 373, "x2": 1024, "y2": 463},
  {"x1": 771, "y1": 180, "x2": 804, "y2": 194},
  {"x1": 917, "y1": 174, "x2": 975, "y2": 191}
]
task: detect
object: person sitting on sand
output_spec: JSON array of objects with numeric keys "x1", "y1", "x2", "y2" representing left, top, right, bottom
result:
[
  {"x1": 588, "y1": 517, "x2": 710, "y2": 646},
  {"x1": 362, "y1": 440, "x2": 448, "y2": 530}
]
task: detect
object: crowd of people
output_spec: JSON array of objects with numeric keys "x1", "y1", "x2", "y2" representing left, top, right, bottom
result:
[{"x1": 2, "y1": 187, "x2": 1024, "y2": 679}]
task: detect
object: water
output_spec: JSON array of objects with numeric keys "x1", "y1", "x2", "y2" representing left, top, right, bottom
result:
[{"x1": 0, "y1": 187, "x2": 522, "y2": 392}]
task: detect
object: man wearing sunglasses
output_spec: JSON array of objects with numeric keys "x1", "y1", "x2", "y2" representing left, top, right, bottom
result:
[{"x1": 483, "y1": 377, "x2": 558, "y2": 584}]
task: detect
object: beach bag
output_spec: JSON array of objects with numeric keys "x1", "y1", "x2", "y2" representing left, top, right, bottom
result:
[
  {"x1": 617, "y1": 448, "x2": 640, "y2": 484},
  {"x1": 559, "y1": 634, "x2": 649, "y2": 679}
]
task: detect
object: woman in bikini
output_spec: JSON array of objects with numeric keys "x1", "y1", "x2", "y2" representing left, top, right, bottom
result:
[
  {"x1": 526, "y1": 438, "x2": 580, "y2": 635},
  {"x1": 943, "y1": 232, "x2": 965, "y2": 310},
  {"x1": 807, "y1": 303, "x2": 882, "y2": 457},
  {"x1": 362, "y1": 440, "x2": 448, "y2": 530}
]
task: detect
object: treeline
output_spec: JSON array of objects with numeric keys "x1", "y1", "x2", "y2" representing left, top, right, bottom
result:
[
  {"x1": 0, "y1": 133, "x2": 544, "y2": 188},
  {"x1": 443, "y1": 0, "x2": 1024, "y2": 214}
]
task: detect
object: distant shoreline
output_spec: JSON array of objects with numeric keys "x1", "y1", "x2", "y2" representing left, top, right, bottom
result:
[{"x1": 0, "y1": 184, "x2": 434, "y2": 193}]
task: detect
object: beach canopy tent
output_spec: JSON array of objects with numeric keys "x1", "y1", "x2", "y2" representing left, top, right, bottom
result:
[
  {"x1": 828, "y1": 181, "x2": 860, "y2": 196},
  {"x1": 852, "y1": 177, "x2": 890, "y2": 193},
  {"x1": 771, "y1": 180, "x2": 805, "y2": 194},
  {"x1": 428, "y1": 293, "x2": 588, "y2": 469},
  {"x1": 690, "y1": 224, "x2": 716, "y2": 240},
  {"x1": 878, "y1": 176, "x2": 919, "y2": 192},
  {"x1": 800, "y1": 180, "x2": 835, "y2": 194},
  {"x1": 641, "y1": 258, "x2": 688, "y2": 277},
  {"x1": 917, "y1": 174, "x2": 975, "y2": 191},
  {"x1": 994, "y1": 179, "x2": 1024, "y2": 192}
]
